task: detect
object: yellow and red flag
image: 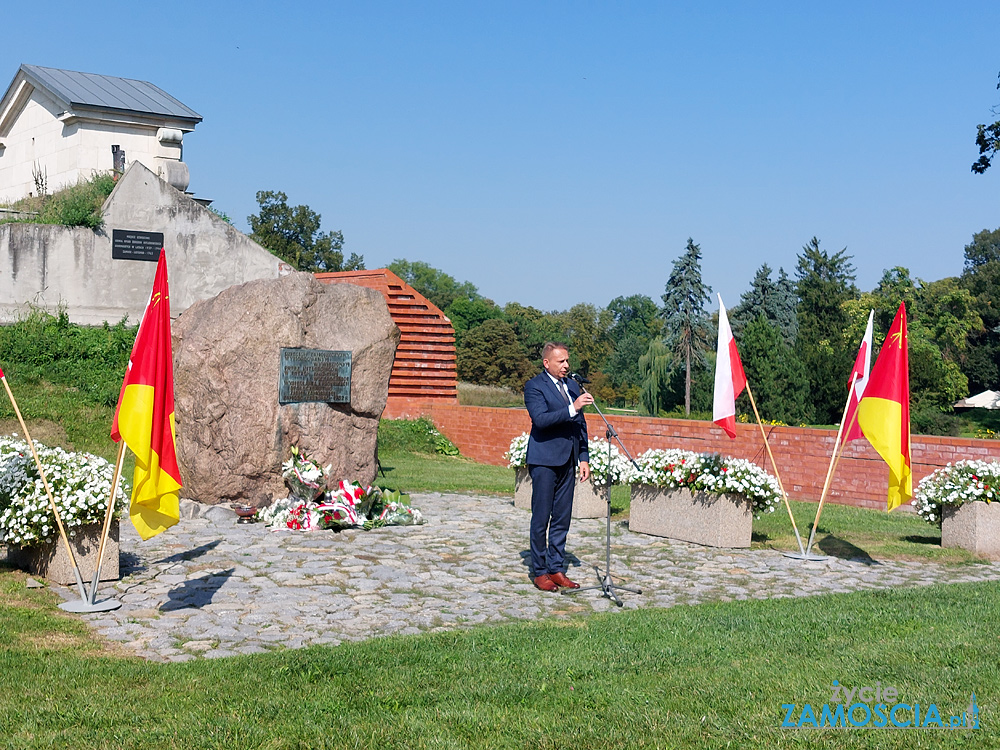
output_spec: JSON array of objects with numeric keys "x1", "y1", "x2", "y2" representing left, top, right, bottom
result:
[
  {"x1": 111, "y1": 249, "x2": 182, "y2": 539},
  {"x1": 856, "y1": 302, "x2": 911, "y2": 511}
]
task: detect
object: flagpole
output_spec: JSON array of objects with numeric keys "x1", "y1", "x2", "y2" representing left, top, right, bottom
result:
[
  {"x1": 805, "y1": 373, "x2": 860, "y2": 556},
  {"x1": 0, "y1": 374, "x2": 89, "y2": 601},
  {"x1": 812, "y1": 414, "x2": 857, "y2": 539},
  {"x1": 87, "y1": 441, "x2": 127, "y2": 605},
  {"x1": 743, "y1": 381, "x2": 806, "y2": 555}
]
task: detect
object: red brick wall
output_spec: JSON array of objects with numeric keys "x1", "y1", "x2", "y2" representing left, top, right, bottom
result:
[{"x1": 391, "y1": 403, "x2": 1000, "y2": 510}]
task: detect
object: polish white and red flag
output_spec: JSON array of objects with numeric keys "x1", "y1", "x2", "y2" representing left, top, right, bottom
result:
[
  {"x1": 712, "y1": 294, "x2": 747, "y2": 439},
  {"x1": 843, "y1": 309, "x2": 875, "y2": 443}
]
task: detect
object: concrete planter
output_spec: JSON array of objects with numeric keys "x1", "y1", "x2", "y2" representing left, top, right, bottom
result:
[
  {"x1": 629, "y1": 485, "x2": 753, "y2": 548},
  {"x1": 513, "y1": 468, "x2": 608, "y2": 518},
  {"x1": 7, "y1": 521, "x2": 119, "y2": 585},
  {"x1": 942, "y1": 501, "x2": 1000, "y2": 559},
  {"x1": 513, "y1": 468, "x2": 532, "y2": 510}
]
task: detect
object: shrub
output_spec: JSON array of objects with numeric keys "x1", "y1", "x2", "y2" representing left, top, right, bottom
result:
[
  {"x1": 2, "y1": 173, "x2": 115, "y2": 229},
  {"x1": 0, "y1": 308, "x2": 135, "y2": 407}
]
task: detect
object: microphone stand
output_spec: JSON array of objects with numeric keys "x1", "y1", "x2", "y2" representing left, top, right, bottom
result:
[{"x1": 563, "y1": 377, "x2": 642, "y2": 607}]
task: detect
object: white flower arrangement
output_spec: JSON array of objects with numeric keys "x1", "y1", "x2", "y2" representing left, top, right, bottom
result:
[
  {"x1": 912, "y1": 459, "x2": 999, "y2": 526},
  {"x1": 0, "y1": 436, "x2": 129, "y2": 546},
  {"x1": 582, "y1": 437, "x2": 636, "y2": 487},
  {"x1": 626, "y1": 448, "x2": 782, "y2": 518},
  {"x1": 257, "y1": 497, "x2": 297, "y2": 528},
  {"x1": 504, "y1": 433, "x2": 529, "y2": 469},
  {"x1": 283, "y1": 445, "x2": 330, "y2": 502},
  {"x1": 504, "y1": 432, "x2": 633, "y2": 486}
]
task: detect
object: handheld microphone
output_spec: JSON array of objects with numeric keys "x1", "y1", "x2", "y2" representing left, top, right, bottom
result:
[{"x1": 568, "y1": 372, "x2": 590, "y2": 384}]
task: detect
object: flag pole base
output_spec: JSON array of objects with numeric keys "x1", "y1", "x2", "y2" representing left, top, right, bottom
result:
[
  {"x1": 59, "y1": 597, "x2": 122, "y2": 613},
  {"x1": 781, "y1": 551, "x2": 831, "y2": 562}
]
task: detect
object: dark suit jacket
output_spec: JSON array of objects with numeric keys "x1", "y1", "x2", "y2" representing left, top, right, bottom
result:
[{"x1": 524, "y1": 372, "x2": 590, "y2": 468}]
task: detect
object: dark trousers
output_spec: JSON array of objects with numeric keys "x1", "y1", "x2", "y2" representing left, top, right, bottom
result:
[{"x1": 529, "y1": 459, "x2": 575, "y2": 576}]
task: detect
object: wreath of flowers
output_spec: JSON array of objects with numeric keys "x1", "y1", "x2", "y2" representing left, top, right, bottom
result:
[{"x1": 257, "y1": 449, "x2": 424, "y2": 531}]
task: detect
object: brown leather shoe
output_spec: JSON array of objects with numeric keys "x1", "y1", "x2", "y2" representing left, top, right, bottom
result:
[
  {"x1": 533, "y1": 574, "x2": 559, "y2": 592},
  {"x1": 549, "y1": 571, "x2": 580, "y2": 589}
]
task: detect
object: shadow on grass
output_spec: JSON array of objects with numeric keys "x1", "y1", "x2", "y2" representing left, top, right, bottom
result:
[
  {"x1": 161, "y1": 568, "x2": 234, "y2": 612},
  {"x1": 817, "y1": 535, "x2": 879, "y2": 565},
  {"x1": 903, "y1": 534, "x2": 942, "y2": 546}
]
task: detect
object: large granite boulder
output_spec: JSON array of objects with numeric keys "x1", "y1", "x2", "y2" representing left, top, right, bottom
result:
[{"x1": 172, "y1": 272, "x2": 399, "y2": 505}]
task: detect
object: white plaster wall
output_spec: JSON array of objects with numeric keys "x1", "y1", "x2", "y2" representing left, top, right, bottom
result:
[
  {"x1": 0, "y1": 89, "x2": 185, "y2": 202},
  {"x1": 0, "y1": 89, "x2": 75, "y2": 202},
  {"x1": 0, "y1": 162, "x2": 287, "y2": 325}
]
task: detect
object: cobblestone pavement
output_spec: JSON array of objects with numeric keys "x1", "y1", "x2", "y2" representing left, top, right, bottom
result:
[{"x1": 54, "y1": 492, "x2": 1000, "y2": 662}]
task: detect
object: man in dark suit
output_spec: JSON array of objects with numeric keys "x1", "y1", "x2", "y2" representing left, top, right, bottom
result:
[{"x1": 524, "y1": 342, "x2": 593, "y2": 591}]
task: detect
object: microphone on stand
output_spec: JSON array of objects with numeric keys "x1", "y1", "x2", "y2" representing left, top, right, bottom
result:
[{"x1": 568, "y1": 372, "x2": 590, "y2": 385}]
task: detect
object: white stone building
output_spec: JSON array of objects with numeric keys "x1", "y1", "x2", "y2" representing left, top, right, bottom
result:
[{"x1": 0, "y1": 64, "x2": 201, "y2": 203}]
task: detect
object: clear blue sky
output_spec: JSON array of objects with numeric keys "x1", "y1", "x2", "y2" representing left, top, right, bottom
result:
[{"x1": 5, "y1": 1, "x2": 999, "y2": 312}]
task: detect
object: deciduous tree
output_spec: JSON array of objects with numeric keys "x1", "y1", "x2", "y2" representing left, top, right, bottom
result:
[
  {"x1": 387, "y1": 259, "x2": 479, "y2": 312},
  {"x1": 960, "y1": 228, "x2": 1000, "y2": 392},
  {"x1": 502, "y1": 303, "x2": 563, "y2": 364},
  {"x1": 638, "y1": 338, "x2": 673, "y2": 416},
  {"x1": 607, "y1": 294, "x2": 662, "y2": 342},
  {"x1": 456, "y1": 319, "x2": 534, "y2": 390},
  {"x1": 557, "y1": 303, "x2": 613, "y2": 378},
  {"x1": 972, "y1": 71, "x2": 1000, "y2": 174},
  {"x1": 248, "y1": 190, "x2": 364, "y2": 272},
  {"x1": 445, "y1": 297, "x2": 503, "y2": 336}
]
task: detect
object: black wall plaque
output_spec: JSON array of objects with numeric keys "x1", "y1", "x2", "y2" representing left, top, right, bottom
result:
[
  {"x1": 279, "y1": 348, "x2": 352, "y2": 405},
  {"x1": 112, "y1": 229, "x2": 164, "y2": 261}
]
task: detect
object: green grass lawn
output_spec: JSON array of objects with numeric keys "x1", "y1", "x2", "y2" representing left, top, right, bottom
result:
[
  {"x1": 376, "y1": 449, "x2": 514, "y2": 495},
  {"x1": 1, "y1": 410, "x2": 996, "y2": 747},
  {"x1": 752, "y1": 498, "x2": 981, "y2": 564},
  {"x1": 0, "y1": 381, "x2": 120, "y2": 462},
  {"x1": 0, "y1": 565, "x2": 995, "y2": 748}
]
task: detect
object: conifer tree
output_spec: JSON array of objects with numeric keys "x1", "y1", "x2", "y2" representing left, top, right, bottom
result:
[
  {"x1": 794, "y1": 237, "x2": 858, "y2": 424},
  {"x1": 660, "y1": 238, "x2": 713, "y2": 415},
  {"x1": 731, "y1": 263, "x2": 798, "y2": 345},
  {"x1": 738, "y1": 316, "x2": 813, "y2": 425}
]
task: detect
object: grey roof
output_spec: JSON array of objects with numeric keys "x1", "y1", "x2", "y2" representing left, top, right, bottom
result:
[{"x1": 17, "y1": 64, "x2": 201, "y2": 123}]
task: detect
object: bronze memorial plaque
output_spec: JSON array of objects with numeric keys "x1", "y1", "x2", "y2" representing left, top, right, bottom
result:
[{"x1": 278, "y1": 348, "x2": 352, "y2": 405}]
